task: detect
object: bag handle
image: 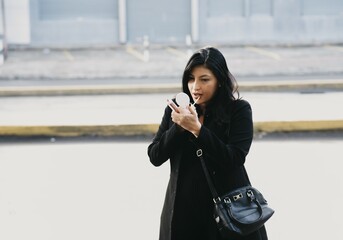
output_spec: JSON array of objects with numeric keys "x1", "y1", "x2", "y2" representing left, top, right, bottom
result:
[{"x1": 227, "y1": 192, "x2": 264, "y2": 225}]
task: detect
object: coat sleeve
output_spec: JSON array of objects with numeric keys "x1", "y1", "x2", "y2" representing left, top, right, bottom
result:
[
  {"x1": 147, "y1": 106, "x2": 187, "y2": 167},
  {"x1": 195, "y1": 100, "x2": 253, "y2": 170}
]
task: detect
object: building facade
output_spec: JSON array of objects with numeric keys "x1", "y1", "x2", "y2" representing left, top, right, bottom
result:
[{"x1": 2, "y1": 0, "x2": 343, "y2": 47}]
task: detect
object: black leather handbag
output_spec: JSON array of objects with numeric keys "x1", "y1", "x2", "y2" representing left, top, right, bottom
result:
[{"x1": 196, "y1": 148, "x2": 275, "y2": 237}]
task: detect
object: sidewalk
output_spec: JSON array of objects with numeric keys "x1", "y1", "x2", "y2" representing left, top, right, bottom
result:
[
  {"x1": 0, "y1": 92, "x2": 342, "y2": 138},
  {"x1": 0, "y1": 45, "x2": 342, "y2": 137},
  {"x1": 0, "y1": 45, "x2": 343, "y2": 95}
]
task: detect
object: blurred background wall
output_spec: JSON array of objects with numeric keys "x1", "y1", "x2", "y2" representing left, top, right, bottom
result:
[{"x1": 1, "y1": 0, "x2": 343, "y2": 48}]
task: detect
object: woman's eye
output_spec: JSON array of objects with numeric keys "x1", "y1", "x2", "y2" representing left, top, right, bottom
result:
[
  {"x1": 188, "y1": 78, "x2": 195, "y2": 83},
  {"x1": 201, "y1": 78, "x2": 209, "y2": 82}
]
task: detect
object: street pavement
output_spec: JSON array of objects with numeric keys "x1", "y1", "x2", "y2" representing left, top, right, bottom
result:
[
  {"x1": 1, "y1": 45, "x2": 343, "y2": 82},
  {"x1": 0, "y1": 44, "x2": 343, "y2": 239},
  {"x1": 1, "y1": 45, "x2": 343, "y2": 92},
  {"x1": 1, "y1": 136, "x2": 342, "y2": 240},
  {"x1": 0, "y1": 44, "x2": 343, "y2": 137}
]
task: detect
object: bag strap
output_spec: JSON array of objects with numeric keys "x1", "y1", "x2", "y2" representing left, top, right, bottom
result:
[
  {"x1": 196, "y1": 148, "x2": 222, "y2": 203},
  {"x1": 193, "y1": 103, "x2": 237, "y2": 204}
]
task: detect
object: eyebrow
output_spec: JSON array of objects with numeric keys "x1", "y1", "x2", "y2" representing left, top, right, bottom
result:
[
  {"x1": 200, "y1": 74, "x2": 211, "y2": 77},
  {"x1": 189, "y1": 74, "x2": 211, "y2": 78}
]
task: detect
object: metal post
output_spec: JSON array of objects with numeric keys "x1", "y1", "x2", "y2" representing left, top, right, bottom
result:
[
  {"x1": 143, "y1": 35, "x2": 149, "y2": 62},
  {"x1": 0, "y1": 0, "x2": 7, "y2": 63},
  {"x1": 118, "y1": 0, "x2": 127, "y2": 44},
  {"x1": 191, "y1": 0, "x2": 199, "y2": 43},
  {"x1": 186, "y1": 35, "x2": 192, "y2": 57}
]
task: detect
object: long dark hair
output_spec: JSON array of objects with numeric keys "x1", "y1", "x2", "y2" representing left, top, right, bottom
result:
[{"x1": 182, "y1": 46, "x2": 239, "y2": 125}]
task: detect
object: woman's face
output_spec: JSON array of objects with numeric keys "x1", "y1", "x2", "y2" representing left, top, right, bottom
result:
[{"x1": 188, "y1": 65, "x2": 219, "y2": 107}]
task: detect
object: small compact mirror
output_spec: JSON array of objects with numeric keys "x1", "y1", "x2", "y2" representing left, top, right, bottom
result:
[{"x1": 175, "y1": 92, "x2": 190, "y2": 108}]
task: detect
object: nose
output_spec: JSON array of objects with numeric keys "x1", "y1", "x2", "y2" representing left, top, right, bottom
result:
[{"x1": 191, "y1": 80, "x2": 200, "y2": 92}]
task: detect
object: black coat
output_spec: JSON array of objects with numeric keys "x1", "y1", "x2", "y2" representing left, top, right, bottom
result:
[{"x1": 148, "y1": 99, "x2": 268, "y2": 240}]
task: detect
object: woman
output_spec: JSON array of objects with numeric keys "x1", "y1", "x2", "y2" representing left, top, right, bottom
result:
[{"x1": 147, "y1": 47, "x2": 268, "y2": 240}]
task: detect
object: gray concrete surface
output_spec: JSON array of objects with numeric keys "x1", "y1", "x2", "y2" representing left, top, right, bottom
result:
[
  {"x1": 0, "y1": 92, "x2": 342, "y2": 137},
  {"x1": 1, "y1": 45, "x2": 343, "y2": 81},
  {"x1": 0, "y1": 45, "x2": 343, "y2": 136},
  {"x1": 1, "y1": 92, "x2": 343, "y2": 125},
  {"x1": 0, "y1": 135, "x2": 342, "y2": 240},
  {"x1": 0, "y1": 45, "x2": 342, "y2": 95}
]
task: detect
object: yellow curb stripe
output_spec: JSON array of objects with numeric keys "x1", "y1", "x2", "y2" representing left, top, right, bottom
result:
[
  {"x1": 0, "y1": 125, "x2": 159, "y2": 137},
  {"x1": 0, "y1": 120, "x2": 342, "y2": 137},
  {"x1": 0, "y1": 84, "x2": 182, "y2": 96},
  {"x1": 254, "y1": 120, "x2": 343, "y2": 133},
  {"x1": 245, "y1": 47, "x2": 281, "y2": 60}
]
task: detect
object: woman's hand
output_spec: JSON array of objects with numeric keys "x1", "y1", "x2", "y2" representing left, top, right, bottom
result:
[{"x1": 171, "y1": 105, "x2": 202, "y2": 137}]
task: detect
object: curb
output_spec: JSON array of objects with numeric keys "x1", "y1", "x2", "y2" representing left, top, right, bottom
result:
[
  {"x1": 0, "y1": 84, "x2": 182, "y2": 96},
  {"x1": 0, "y1": 120, "x2": 342, "y2": 138},
  {"x1": 0, "y1": 124, "x2": 158, "y2": 137},
  {"x1": 253, "y1": 120, "x2": 343, "y2": 133},
  {"x1": 238, "y1": 79, "x2": 343, "y2": 92},
  {"x1": 0, "y1": 79, "x2": 342, "y2": 96}
]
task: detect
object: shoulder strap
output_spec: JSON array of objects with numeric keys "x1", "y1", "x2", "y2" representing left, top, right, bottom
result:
[{"x1": 196, "y1": 148, "x2": 222, "y2": 203}]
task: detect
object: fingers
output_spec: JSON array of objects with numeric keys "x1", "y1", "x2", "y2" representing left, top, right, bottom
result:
[
  {"x1": 188, "y1": 104, "x2": 197, "y2": 116},
  {"x1": 171, "y1": 111, "x2": 181, "y2": 124},
  {"x1": 171, "y1": 110, "x2": 185, "y2": 125},
  {"x1": 171, "y1": 110, "x2": 177, "y2": 121}
]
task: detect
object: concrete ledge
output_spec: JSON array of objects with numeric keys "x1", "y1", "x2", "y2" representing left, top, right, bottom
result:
[
  {"x1": 0, "y1": 120, "x2": 342, "y2": 137},
  {"x1": 254, "y1": 120, "x2": 343, "y2": 133},
  {"x1": 0, "y1": 84, "x2": 182, "y2": 96},
  {"x1": 0, "y1": 79, "x2": 342, "y2": 96},
  {"x1": 239, "y1": 79, "x2": 343, "y2": 92},
  {"x1": 0, "y1": 125, "x2": 158, "y2": 137}
]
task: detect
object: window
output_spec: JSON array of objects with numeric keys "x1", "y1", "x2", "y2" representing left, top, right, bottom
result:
[
  {"x1": 302, "y1": 0, "x2": 343, "y2": 15},
  {"x1": 250, "y1": 0, "x2": 272, "y2": 16},
  {"x1": 38, "y1": 0, "x2": 118, "y2": 20},
  {"x1": 208, "y1": 0, "x2": 244, "y2": 17}
]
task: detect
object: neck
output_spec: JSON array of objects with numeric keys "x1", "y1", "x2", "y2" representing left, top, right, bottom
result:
[
  {"x1": 197, "y1": 103, "x2": 206, "y2": 116},
  {"x1": 200, "y1": 103, "x2": 206, "y2": 111}
]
